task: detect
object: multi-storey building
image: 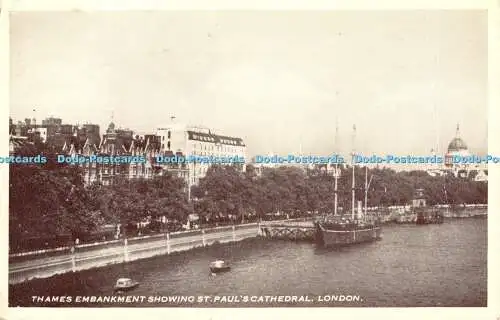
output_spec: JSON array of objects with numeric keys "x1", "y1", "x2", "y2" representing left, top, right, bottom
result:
[
  {"x1": 10, "y1": 117, "x2": 247, "y2": 187},
  {"x1": 10, "y1": 118, "x2": 163, "y2": 185},
  {"x1": 10, "y1": 117, "x2": 101, "y2": 150},
  {"x1": 62, "y1": 122, "x2": 189, "y2": 187},
  {"x1": 65, "y1": 122, "x2": 164, "y2": 185},
  {"x1": 41, "y1": 117, "x2": 62, "y2": 126},
  {"x1": 156, "y1": 124, "x2": 246, "y2": 186}
]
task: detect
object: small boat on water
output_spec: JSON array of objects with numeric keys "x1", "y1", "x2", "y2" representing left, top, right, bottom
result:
[
  {"x1": 114, "y1": 278, "x2": 139, "y2": 292},
  {"x1": 209, "y1": 260, "x2": 231, "y2": 273}
]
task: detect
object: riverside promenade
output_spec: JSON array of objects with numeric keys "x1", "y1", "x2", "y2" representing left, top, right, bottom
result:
[{"x1": 9, "y1": 222, "x2": 276, "y2": 285}]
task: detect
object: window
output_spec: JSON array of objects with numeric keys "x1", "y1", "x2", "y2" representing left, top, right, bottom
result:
[
  {"x1": 167, "y1": 131, "x2": 171, "y2": 139},
  {"x1": 167, "y1": 141, "x2": 171, "y2": 150}
]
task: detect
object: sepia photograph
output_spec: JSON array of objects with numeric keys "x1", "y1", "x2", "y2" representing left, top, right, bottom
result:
[{"x1": 5, "y1": 7, "x2": 493, "y2": 314}]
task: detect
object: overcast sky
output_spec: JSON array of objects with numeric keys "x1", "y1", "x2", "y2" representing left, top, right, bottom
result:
[{"x1": 10, "y1": 10, "x2": 488, "y2": 157}]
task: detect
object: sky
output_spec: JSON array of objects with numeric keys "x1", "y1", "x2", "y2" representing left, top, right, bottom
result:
[{"x1": 9, "y1": 10, "x2": 488, "y2": 158}]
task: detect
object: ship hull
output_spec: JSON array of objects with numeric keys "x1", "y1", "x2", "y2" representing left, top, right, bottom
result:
[{"x1": 315, "y1": 224, "x2": 382, "y2": 247}]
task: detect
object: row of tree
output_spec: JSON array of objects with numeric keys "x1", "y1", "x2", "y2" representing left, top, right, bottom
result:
[
  {"x1": 193, "y1": 164, "x2": 488, "y2": 222},
  {"x1": 9, "y1": 143, "x2": 488, "y2": 248}
]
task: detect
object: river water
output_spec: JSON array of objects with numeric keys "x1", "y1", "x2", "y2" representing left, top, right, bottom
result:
[{"x1": 9, "y1": 217, "x2": 487, "y2": 307}]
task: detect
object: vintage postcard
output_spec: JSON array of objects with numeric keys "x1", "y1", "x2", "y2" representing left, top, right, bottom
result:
[{"x1": 2, "y1": 0, "x2": 499, "y2": 320}]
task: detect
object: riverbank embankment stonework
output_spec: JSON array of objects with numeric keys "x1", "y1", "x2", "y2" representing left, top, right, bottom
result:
[{"x1": 9, "y1": 222, "x2": 268, "y2": 285}]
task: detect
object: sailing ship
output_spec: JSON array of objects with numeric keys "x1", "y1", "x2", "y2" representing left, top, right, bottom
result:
[{"x1": 315, "y1": 125, "x2": 382, "y2": 247}]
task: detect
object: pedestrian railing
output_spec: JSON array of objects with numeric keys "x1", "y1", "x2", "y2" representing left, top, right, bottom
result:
[
  {"x1": 8, "y1": 221, "x2": 267, "y2": 284},
  {"x1": 9, "y1": 217, "x2": 311, "y2": 259}
]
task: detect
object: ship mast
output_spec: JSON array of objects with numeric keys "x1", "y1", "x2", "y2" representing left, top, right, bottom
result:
[
  {"x1": 364, "y1": 166, "x2": 368, "y2": 218},
  {"x1": 432, "y1": 53, "x2": 440, "y2": 156},
  {"x1": 334, "y1": 117, "x2": 339, "y2": 216},
  {"x1": 351, "y1": 124, "x2": 356, "y2": 220},
  {"x1": 364, "y1": 167, "x2": 374, "y2": 218}
]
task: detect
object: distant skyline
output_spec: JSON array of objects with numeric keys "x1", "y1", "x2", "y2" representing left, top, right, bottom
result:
[{"x1": 10, "y1": 11, "x2": 488, "y2": 157}]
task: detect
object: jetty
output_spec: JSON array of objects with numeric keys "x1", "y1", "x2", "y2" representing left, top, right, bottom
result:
[{"x1": 260, "y1": 220, "x2": 316, "y2": 241}]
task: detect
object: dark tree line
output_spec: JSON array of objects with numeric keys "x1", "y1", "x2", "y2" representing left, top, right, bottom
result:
[
  {"x1": 9, "y1": 143, "x2": 487, "y2": 251},
  {"x1": 9, "y1": 144, "x2": 189, "y2": 250},
  {"x1": 193, "y1": 165, "x2": 487, "y2": 223}
]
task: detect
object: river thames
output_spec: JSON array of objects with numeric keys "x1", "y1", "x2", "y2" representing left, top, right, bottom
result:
[{"x1": 9, "y1": 218, "x2": 487, "y2": 307}]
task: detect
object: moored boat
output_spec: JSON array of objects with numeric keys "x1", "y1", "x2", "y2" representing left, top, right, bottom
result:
[
  {"x1": 114, "y1": 278, "x2": 139, "y2": 292},
  {"x1": 209, "y1": 260, "x2": 231, "y2": 273},
  {"x1": 415, "y1": 208, "x2": 444, "y2": 224},
  {"x1": 315, "y1": 127, "x2": 382, "y2": 248},
  {"x1": 315, "y1": 215, "x2": 381, "y2": 247}
]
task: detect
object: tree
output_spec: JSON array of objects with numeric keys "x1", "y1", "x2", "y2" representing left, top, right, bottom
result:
[
  {"x1": 9, "y1": 144, "x2": 102, "y2": 242},
  {"x1": 89, "y1": 173, "x2": 190, "y2": 234}
]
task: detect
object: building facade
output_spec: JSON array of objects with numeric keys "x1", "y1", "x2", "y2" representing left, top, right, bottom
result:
[
  {"x1": 427, "y1": 124, "x2": 487, "y2": 182},
  {"x1": 10, "y1": 118, "x2": 165, "y2": 185},
  {"x1": 444, "y1": 124, "x2": 471, "y2": 177},
  {"x1": 10, "y1": 117, "x2": 101, "y2": 150},
  {"x1": 66, "y1": 122, "x2": 164, "y2": 185},
  {"x1": 10, "y1": 117, "x2": 246, "y2": 187},
  {"x1": 156, "y1": 124, "x2": 246, "y2": 186}
]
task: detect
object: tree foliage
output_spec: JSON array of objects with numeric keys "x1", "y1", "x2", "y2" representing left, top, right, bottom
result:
[
  {"x1": 10, "y1": 141, "x2": 488, "y2": 248},
  {"x1": 194, "y1": 165, "x2": 488, "y2": 221},
  {"x1": 10, "y1": 144, "x2": 101, "y2": 241},
  {"x1": 9, "y1": 144, "x2": 189, "y2": 244}
]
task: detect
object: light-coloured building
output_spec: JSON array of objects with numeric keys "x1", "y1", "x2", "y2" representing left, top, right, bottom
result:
[
  {"x1": 156, "y1": 123, "x2": 246, "y2": 186},
  {"x1": 31, "y1": 127, "x2": 47, "y2": 143},
  {"x1": 444, "y1": 124, "x2": 472, "y2": 177},
  {"x1": 426, "y1": 124, "x2": 487, "y2": 181}
]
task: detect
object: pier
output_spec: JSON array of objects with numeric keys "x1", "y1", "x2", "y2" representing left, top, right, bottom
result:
[{"x1": 260, "y1": 221, "x2": 316, "y2": 241}]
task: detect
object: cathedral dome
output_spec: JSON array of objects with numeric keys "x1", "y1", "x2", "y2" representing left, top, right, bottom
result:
[
  {"x1": 446, "y1": 124, "x2": 468, "y2": 153},
  {"x1": 107, "y1": 122, "x2": 116, "y2": 133},
  {"x1": 444, "y1": 124, "x2": 470, "y2": 169},
  {"x1": 447, "y1": 137, "x2": 468, "y2": 152}
]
